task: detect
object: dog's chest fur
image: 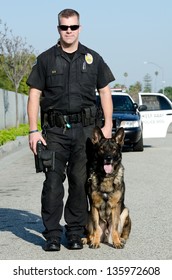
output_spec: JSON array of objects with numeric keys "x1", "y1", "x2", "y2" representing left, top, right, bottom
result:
[{"x1": 89, "y1": 164, "x2": 125, "y2": 221}]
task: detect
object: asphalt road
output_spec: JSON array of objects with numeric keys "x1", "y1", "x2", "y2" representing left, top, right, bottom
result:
[{"x1": 0, "y1": 133, "x2": 172, "y2": 261}]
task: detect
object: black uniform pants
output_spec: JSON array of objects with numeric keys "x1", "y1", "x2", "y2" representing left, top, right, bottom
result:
[{"x1": 41, "y1": 123, "x2": 94, "y2": 240}]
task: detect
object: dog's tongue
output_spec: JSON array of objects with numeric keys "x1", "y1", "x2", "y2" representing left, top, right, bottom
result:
[{"x1": 104, "y1": 164, "x2": 113, "y2": 174}]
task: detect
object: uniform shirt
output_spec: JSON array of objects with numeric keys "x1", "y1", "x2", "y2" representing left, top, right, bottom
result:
[{"x1": 27, "y1": 42, "x2": 115, "y2": 114}]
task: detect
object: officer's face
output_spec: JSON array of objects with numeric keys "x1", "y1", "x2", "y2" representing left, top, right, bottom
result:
[{"x1": 58, "y1": 15, "x2": 81, "y2": 47}]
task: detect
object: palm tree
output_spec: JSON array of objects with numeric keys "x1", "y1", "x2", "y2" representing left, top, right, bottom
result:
[{"x1": 123, "y1": 72, "x2": 128, "y2": 89}]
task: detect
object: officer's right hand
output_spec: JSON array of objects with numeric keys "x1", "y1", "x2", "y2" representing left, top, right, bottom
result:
[{"x1": 29, "y1": 132, "x2": 47, "y2": 155}]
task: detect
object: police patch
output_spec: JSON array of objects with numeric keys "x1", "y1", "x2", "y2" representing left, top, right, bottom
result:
[{"x1": 85, "y1": 53, "x2": 93, "y2": 64}]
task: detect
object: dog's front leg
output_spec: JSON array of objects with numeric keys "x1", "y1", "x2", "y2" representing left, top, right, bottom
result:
[
  {"x1": 89, "y1": 206, "x2": 102, "y2": 249},
  {"x1": 111, "y1": 208, "x2": 125, "y2": 249}
]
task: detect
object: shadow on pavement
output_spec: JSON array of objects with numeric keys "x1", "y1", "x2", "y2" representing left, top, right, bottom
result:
[
  {"x1": 0, "y1": 208, "x2": 68, "y2": 248},
  {"x1": 0, "y1": 208, "x2": 44, "y2": 246}
]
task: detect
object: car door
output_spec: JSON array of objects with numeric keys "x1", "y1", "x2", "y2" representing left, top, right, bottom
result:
[{"x1": 138, "y1": 92, "x2": 172, "y2": 138}]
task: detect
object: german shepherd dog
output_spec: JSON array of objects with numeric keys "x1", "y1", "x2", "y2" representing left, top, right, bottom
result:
[{"x1": 83, "y1": 126, "x2": 131, "y2": 249}]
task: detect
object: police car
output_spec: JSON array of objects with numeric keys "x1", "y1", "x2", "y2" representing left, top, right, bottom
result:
[
  {"x1": 96, "y1": 90, "x2": 147, "y2": 151},
  {"x1": 138, "y1": 92, "x2": 172, "y2": 138}
]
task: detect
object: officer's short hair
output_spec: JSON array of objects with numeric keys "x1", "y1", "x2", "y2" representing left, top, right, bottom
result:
[{"x1": 58, "y1": 9, "x2": 80, "y2": 25}]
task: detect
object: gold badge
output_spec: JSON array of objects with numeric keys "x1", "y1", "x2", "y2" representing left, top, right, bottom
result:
[{"x1": 85, "y1": 53, "x2": 93, "y2": 64}]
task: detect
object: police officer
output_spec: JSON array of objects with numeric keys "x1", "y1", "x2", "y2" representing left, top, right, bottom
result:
[{"x1": 27, "y1": 8, "x2": 115, "y2": 251}]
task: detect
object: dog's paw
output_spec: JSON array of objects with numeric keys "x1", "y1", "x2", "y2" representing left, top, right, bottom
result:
[
  {"x1": 89, "y1": 242, "x2": 100, "y2": 249},
  {"x1": 113, "y1": 238, "x2": 126, "y2": 249},
  {"x1": 120, "y1": 238, "x2": 126, "y2": 244}
]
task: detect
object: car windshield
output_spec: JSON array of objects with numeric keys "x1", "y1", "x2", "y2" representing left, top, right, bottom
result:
[{"x1": 112, "y1": 95, "x2": 135, "y2": 112}]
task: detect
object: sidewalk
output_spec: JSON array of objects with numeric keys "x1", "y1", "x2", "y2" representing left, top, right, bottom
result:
[{"x1": 0, "y1": 136, "x2": 28, "y2": 159}]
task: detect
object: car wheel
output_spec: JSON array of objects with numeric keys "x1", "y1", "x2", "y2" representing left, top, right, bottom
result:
[{"x1": 133, "y1": 134, "x2": 144, "y2": 152}]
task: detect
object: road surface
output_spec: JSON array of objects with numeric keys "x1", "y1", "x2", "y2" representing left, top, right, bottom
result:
[{"x1": 0, "y1": 133, "x2": 172, "y2": 261}]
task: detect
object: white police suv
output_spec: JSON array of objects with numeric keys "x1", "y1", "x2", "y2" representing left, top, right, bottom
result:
[{"x1": 138, "y1": 92, "x2": 172, "y2": 138}]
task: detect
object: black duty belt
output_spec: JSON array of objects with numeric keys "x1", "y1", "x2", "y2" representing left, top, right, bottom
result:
[
  {"x1": 47, "y1": 107, "x2": 97, "y2": 129},
  {"x1": 47, "y1": 111, "x2": 82, "y2": 128},
  {"x1": 64, "y1": 113, "x2": 82, "y2": 124}
]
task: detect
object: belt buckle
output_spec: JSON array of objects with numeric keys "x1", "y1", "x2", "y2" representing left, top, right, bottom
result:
[{"x1": 64, "y1": 115, "x2": 71, "y2": 129}]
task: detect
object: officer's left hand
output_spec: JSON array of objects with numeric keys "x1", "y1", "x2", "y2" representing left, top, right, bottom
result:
[{"x1": 101, "y1": 126, "x2": 112, "y2": 139}]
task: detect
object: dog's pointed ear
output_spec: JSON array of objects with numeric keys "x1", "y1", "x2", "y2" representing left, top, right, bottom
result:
[
  {"x1": 92, "y1": 126, "x2": 105, "y2": 144},
  {"x1": 114, "y1": 127, "x2": 125, "y2": 146}
]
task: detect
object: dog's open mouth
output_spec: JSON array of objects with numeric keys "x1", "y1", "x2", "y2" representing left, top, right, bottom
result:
[{"x1": 104, "y1": 164, "x2": 113, "y2": 174}]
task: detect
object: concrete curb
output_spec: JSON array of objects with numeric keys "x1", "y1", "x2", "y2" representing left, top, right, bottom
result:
[{"x1": 0, "y1": 136, "x2": 28, "y2": 159}]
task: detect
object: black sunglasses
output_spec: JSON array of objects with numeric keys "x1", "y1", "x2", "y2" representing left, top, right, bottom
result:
[{"x1": 58, "y1": 25, "x2": 80, "y2": 31}]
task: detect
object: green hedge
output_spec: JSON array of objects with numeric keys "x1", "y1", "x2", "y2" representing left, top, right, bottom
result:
[{"x1": 0, "y1": 123, "x2": 41, "y2": 146}]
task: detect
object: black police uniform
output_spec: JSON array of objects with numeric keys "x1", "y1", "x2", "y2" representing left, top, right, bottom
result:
[{"x1": 27, "y1": 42, "x2": 115, "y2": 241}]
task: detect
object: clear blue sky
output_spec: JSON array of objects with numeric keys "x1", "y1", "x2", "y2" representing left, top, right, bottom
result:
[{"x1": 1, "y1": 0, "x2": 171, "y2": 91}]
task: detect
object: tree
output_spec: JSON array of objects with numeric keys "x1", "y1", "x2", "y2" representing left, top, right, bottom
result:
[
  {"x1": 159, "y1": 86, "x2": 172, "y2": 100},
  {"x1": 129, "y1": 81, "x2": 142, "y2": 101},
  {"x1": 0, "y1": 54, "x2": 13, "y2": 90},
  {"x1": 18, "y1": 75, "x2": 31, "y2": 94},
  {"x1": 123, "y1": 72, "x2": 128, "y2": 89},
  {"x1": 0, "y1": 20, "x2": 35, "y2": 127},
  {"x1": 143, "y1": 73, "x2": 152, "y2": 93}
]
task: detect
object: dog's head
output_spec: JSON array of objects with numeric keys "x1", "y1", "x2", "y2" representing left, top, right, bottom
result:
[{"x1": 91, "y1": 126, "x2": 125, "y2": 176}]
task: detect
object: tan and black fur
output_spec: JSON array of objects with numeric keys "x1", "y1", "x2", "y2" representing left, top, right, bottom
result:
[{"x1": 83, "y1": 126, "x2": 131, "y2": 249}]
